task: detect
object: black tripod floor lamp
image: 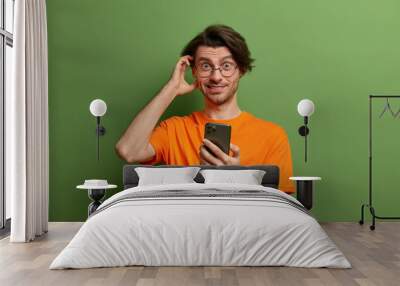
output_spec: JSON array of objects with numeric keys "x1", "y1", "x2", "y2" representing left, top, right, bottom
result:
[{"x1": 359, "y1": 95, "x2": 400, "y2": 230}]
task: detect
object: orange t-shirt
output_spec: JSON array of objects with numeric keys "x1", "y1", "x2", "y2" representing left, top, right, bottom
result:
[{"x1": 144, "y1": 111, "x2": 294, "y2": 193}]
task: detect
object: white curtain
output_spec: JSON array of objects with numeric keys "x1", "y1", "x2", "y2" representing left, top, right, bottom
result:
[{"x1": 7, "y1": 0, "x2": 49, "y2": 242}]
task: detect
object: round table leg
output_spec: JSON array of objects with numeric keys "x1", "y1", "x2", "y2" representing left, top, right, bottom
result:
[
  {"x1": 296, "y1": 181, "x2": 313, "y2": 210},
  {"x1": 87, "y1": 189, "x2": 106, "y2": 216}
]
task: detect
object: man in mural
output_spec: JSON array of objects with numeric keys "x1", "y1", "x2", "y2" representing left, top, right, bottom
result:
[{"x1": 116, "y1": 25, "x2": 294, "y2": 193}]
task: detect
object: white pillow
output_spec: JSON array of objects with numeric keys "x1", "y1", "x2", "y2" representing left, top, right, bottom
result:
[
  {"x1": 135, "y1": 167, "x2": 201, "y2": 186},
  {"x1": 200, "y1": 169, "x2": 266, "y2": 185}
]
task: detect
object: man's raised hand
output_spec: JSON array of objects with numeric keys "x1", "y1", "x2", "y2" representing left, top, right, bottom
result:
[{"x1": 168, "y1": 55, "x2": 197, "y2": 96}]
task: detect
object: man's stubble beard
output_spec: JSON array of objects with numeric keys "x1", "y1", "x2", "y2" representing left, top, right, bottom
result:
[{"x1": 203, "y1": 81, "x2": 239, "y2": 106}]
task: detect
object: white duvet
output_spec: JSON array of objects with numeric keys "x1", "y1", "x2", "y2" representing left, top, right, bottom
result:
[{"x1": 50, "y1": 183, "x2": 351, "y2": 269}]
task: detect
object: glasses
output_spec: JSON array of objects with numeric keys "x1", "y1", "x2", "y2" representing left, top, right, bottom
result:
[{"x1": 195, "y1": 61, "x2": 238, "y2": 78}]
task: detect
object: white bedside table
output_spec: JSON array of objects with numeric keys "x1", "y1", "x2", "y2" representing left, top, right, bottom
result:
[
  {"x1": 77, "y1": 180, "x2": 117, "y2": 216},
  {"x1": 289, "y1": 177, "x2": 321, "y2": 210}
]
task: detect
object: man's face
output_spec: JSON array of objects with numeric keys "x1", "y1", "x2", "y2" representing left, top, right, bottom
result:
[{"x1": 193, "y1": 46, "x2": 241, "y2": 106}]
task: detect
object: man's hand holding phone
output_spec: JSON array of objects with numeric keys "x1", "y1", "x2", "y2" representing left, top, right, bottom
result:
[{"x1": 200, "y1": 139, "x2": 240, "y2": 166}]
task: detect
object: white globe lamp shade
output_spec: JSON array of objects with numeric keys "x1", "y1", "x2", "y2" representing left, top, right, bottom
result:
[
  {"x1": 89, "y1": 99, "x2": 107, "y2": 117},
  {"x1": 297, "y1": 99, "x2": 315, "y2": 117}
]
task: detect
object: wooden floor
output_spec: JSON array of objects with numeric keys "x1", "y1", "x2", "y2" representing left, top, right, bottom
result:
[{"x1": 0, "y1": 222, "x2": 399, "y2": 286}]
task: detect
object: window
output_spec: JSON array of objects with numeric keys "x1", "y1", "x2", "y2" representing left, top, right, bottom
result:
[{"x1": 1, "y1": 0, "x2": 14, "y2": 232}]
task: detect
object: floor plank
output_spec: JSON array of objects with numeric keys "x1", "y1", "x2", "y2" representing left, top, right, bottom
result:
[{"x1": 0, "y1": 222, "x2": 399, "y2": 286}]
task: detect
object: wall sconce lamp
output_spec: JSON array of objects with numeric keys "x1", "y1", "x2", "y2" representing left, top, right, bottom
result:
[
  {"x1": 297, "y1": 99, "x2": 315, "y2": 162},
  {"x1": 89, "y1": 99, "x2": 107, "y2": 160}
]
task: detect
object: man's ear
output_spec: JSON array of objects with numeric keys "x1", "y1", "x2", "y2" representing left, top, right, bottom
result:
[
  {"x1": 191, "y1": 63, "x2": 197, "y2": 76},
  {"x1": 238, "y1": 68, "x2": 245, "y2": 78}
]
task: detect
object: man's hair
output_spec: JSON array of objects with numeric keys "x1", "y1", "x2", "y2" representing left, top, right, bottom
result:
[{"x1": 181, "y1": 25, "x2": 254, "y2": 74}]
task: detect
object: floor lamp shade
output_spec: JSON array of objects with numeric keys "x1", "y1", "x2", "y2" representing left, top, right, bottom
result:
[
  {"x1": 297, "y1": 99, "x2": 314, "y2": 117},
  {"x1": 89, "y1": 99, "x2": 107, "y2": 117}
]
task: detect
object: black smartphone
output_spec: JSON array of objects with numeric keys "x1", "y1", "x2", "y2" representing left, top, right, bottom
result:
[{"x1": 204, "y1": 123, "x2": 231, "y2": 155}]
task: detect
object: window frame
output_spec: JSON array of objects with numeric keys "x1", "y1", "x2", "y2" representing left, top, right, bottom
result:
[{"x1": 0, "y1": 0, "x2": 14, "y2": 231}]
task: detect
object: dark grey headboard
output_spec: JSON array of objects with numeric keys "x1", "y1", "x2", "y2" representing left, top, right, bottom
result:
[{"x1": 123, "y1": 165, "x2": 280, "y2": 189}]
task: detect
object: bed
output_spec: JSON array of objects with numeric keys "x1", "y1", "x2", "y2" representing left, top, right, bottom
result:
[{"x1": 50, "y1": 165, "x2": 351, "y2": 269}]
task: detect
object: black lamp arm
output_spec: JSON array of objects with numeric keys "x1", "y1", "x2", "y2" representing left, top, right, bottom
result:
[
  {"x1": 298, "y1": 116, "x2": 310, "y2": 162},
  {"x1": 96, "y1": 117, "x2": 106, "y2": 136},
  {"x1": 95, "y1": 116, "x2": 106, "y2": 161},
  {"x1": 298, "y1": 116, "x2": 309, "y2": 137}
]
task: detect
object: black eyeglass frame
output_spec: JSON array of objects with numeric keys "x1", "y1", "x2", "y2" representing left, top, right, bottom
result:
[{"x1": 194, "y1": 62, "x2": 238, "y2": 78}]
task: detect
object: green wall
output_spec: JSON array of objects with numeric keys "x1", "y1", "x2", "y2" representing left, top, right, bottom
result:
[{"x1": 47, "y1": 0, "x2": 400, "y2": 221}]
